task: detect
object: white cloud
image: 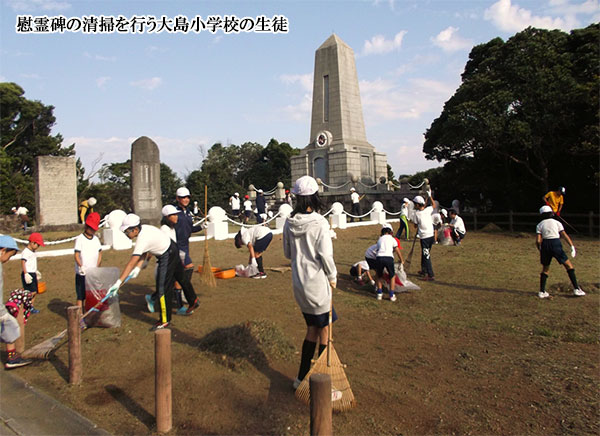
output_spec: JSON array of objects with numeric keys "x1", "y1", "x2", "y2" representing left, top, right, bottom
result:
[
  {"x1": 96, "y1": 76, "x2": 110, "y2": 88},
  {"x1": 548, "y1": 0, "x2": 599, "y2": 15},
  {"x1": 484, "y1": 0, "x2": 578, "y2": 32},
  {"x1": 281, "y1": 94, "x2": 312, "y2": 121},
  {"x1": 130, "y1": 77, "x2": 162, "y2": 91},
  {"x1": 431, "y1": 27, "x2": 473, "y2": 52},
  {"x1": 362, "y1": 31, "x2": 407, "y2": 56},
  {"x1": 84, "y1": 52, "x2": 116, "y2": 62},
  {"x1": 280, "y1": 73, "x2": 313, "y2": 92},
  {"x1": 7, "y1": 0, "x2": 70, "y2": 11},
  {"x1": 20, "y1": 73, "x2": 40, "y2": 79}
]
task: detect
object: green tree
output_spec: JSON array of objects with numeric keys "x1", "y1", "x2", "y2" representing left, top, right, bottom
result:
[
  {"x1": 160, "y1": 162, "x2": 183, "y2": 205},
  {"x1": 423, "y1": 25, "x2": 599, "y2": 211},
  {"x1": 0, "y1": 82, "x2": 74, "y2": 214}
]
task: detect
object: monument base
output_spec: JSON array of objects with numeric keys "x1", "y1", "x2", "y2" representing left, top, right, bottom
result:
[
  {"x1": 329, "y1": 214, "x2": 347, "y2": 229},
  {"x1": 103, "y1": 228, "x2": 133, "y2": 250},
  {"x1": 370, "y1": 211, "x2": 386, "y2": 224},
  {"x1": 207, "y1": 222, "x2": 228, "y2": 240}
]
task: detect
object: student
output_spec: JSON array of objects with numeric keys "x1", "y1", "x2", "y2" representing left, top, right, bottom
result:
[
  {"x1": 543, "y1": 186, "x2": 565, "y2": 216},
  {"x1": 0, "y1": 236, "x2": 32, "y2": 369},
  {"x1": 396, "y1": 198, "x2": 411, "y2": 240},
  {"x1": 21, "y1": 232, "x2": 44, "y2": 313},
  {"x1": 413, "y1": 192, "x2": 436, "y2": 281},
  {"x1": 448, "y1": 209, "x2": 466, "y2": 245},
  {"x1": 243, "y1": 195, "x2": 253, "y2": 224},
  {"x1": 229, "y1": 192, "x2": 241, "y2": 220},
  {"x1": 78, "y1": 197, "x2": 97, "y2": 223},
  {"x1": 364, "y1": 243, "x2": 378, "y2": 286},
  {"x1": 108, "y1": 214, "x2": 200, "y2": 331},
  {"x1": 234, "y1": 225, "x2": 273, "y2": 279},
  {"x1": 156, "y1": 204, "x2": 187, "y2": 316},
  {"x1": 283, "y1": 176, "x2": 337, "y2": 390},
  {"x1": 536, "y1": 205, "x2": 584, "y2": 298},
  {"x1": 173, "y1": 187, "x2": 202, "y2": 311},
  {"x1": 350, "y1": 259, "x2": 375, "y2": 286},
  {"x1": 349, "y1": 187, "x2": 361, "y2": 222},
  {"x1": 74, "y1": 212, "x2": 102, "y2": 328},
  {"x1": 255, "y1": 189, "x2": 266, "y2": 224},
  {"x1": 374, "y1": 224, "x2": 403, "y2": 302}
]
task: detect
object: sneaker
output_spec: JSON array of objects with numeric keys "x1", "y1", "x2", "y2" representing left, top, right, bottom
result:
[
  {"x1": 390, "y1": 294, "x2": 397, "y2": 302},
  {"x1": 145, "y1": 294, "x2": 155, "y2": 313},
  {"x1": 79, "y1": 319, "x2": 87, "y2": 330},
  {"x1": 4, "y1": 356, "x2": 32, "y2": 369},
  {"x1": 175, "y1": 306, "x2": 188, "y2": 316},
  {"x1": 417, "y1": 270, "x2": 426, "y2": 277},
  {"x1": 573, "y1": 288, "x2": 586, "y2": 297},
  {"x1": 293, "y1": 377, "x2": 302, "y2": 390},
  {"x1": 253, "y1": 272, "x2": 267, "y2": 279},
  {"x1": 30, "y1": 307, "x2": 40, "y2": 314},
  {"x1": 185, "y1": 298, "x2": 200, "y2": 315},
  {"x1": 376, "y1": 291, "x2": 383, "y2": 301},
  {"x1": 149, "y1": 321, "x2": 170, "y2": 331},
  {"x1": 538, "y1": 291, "x2": 550, "y2": 299},
  {"x1": 419, "y1": 276, "x2": 435, "y2": 282}
]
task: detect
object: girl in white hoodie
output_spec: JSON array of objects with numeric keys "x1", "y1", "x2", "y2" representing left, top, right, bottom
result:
[{"x1": 283, "y1": 176, "x2": 338, "y2": 389}]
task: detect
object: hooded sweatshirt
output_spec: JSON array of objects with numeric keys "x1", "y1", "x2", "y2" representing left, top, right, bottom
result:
[{"x1": 283, "y1": 212, "x2": 337, "y2": 315}]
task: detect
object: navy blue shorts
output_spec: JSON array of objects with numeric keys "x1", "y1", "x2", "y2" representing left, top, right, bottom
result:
[
  {"x1": 375, "y1": 256, "x2": 395, "y2": 278},
  {"x1": 254, "y1": 232, "x2": 273, "y2": 253},
  {"x1": 540, "y1": 239, "x2": 568, "y2": 266},
  {"x1": 303, "y1": 307, "x2": 338, "y2": 328},
  {"x1": 365, "y1": 257, "x2": 377, "y2": 270},
  {"x1": 244, "y1": 210, "x2": 252, "y2": 218},
  {"x1": 75, "y1": 274, "x2": 86, "y2": 301},
  {"x1": 21, "y1": 272, "x2": 38, "y2": 293}
]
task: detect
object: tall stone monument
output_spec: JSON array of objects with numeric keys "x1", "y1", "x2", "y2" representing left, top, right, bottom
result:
[
  {"x1": 35, "y1": 156, "x2": 78, "y2": 226},
  {"x1": 291, "y1": 34, "x2": 388, "y2": 191},
  {"x1": 131, "y1": 136, "x2": 161, "y2": 223}
]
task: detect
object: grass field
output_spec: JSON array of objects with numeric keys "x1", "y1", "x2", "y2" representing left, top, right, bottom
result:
[{"x1": 2, "y1": 223, "x2": 599, "y2": 435}]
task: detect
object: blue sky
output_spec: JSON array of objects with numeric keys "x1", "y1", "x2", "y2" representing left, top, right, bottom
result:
[{"x1": 1, "y1": 0, "x2": 598, "y2": 182}]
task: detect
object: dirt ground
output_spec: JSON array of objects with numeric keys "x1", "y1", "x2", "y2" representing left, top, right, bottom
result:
[{"x1": 2, "y1": 224, "x2": 599, "y2": 435}]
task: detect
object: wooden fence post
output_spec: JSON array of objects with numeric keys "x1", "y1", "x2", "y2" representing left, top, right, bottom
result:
[
  {"x1": 15, "y1": 308, "x2": 25, "y2": 353},
  {"x1": 155, "y1": 329, "x2": 172, "y2": 433},
  {"x1": 67, "y1": 306, "x2": 82, "y2": 384},
  {"x1": 310, "y1": 373, "x2": 333, "y2": 436}
]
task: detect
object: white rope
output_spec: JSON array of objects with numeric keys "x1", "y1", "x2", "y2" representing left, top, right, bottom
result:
[
  {"x1": 390, "y1": 181, "x2": 402, "y2": 189},
  {"x1": 9, "y1": 234, "x2": 79, "y2": 246},
  {"x1": 321, "y1": 180, "x2": 351, "y2": 189},
  {"x1": 344, "y1": 207, "x2": 375, "y2": 219},
  {"x1": 358, "y1": 181, "x2": 379, "y2": 188},
  {"x1": 408, "y1": 181, "x2": 425, "y2": 189},
  {"x1": 256, "y1": 184, "x2": 278, "y2": 195},
  {"x1": 382, "y1": 209, "x2": 403, "y2": 216},
  {"x1": 224, "y1": 212, "x2": 281, "y2": 228},
  {"x1": 321, "y1": 207, "x2": 335, "y2": 217}
]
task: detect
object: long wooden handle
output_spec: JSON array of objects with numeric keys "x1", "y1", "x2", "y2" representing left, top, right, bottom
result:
[{"x1": 327, "y1": 285, "x2": 333, "y2": 367}]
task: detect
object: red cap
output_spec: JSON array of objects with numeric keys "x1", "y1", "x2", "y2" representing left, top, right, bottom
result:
[
  {"x1": 85, "y1": 212, "x2": 101, "y2": 231},
  {"x1": 29, "y1": 232, "x2": 45, "y2": 246},
  {"x1": 245, "y1": 195, "x2": 249, "y2": 199}
]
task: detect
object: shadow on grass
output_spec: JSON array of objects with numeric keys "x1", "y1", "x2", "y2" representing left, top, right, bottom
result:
[
  {"x1": 47, "y1": 298, "x2": 73, "y2": 320},
  {"x1": 415, "y1": 278, "x2": 532, "y2": 297},
  {"x1": 105, "y1": 384, "x2": 155, "y2": 430}
]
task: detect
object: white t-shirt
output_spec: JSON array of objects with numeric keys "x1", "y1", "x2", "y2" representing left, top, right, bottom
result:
[
  {"x1": 432, "y1": 213, "x2": 443, "y2": 226},
  {"x1": 450, "y1": 216, "x2": 466, "y2": 234},
  {"x1": 133, "y1": 225, "x2": 171, "y2": 257},
  {"x1": 414, "y1": 206, "x2": 435, "y2": 239},
  {"x1": 230, "y1": 196, "x2": 241, "y2": 210},
  {"x1": 74, "y1": 233, "x2": 102, "y2": 273},
  {"x1": 351, "y1": 192, "x2": 360, "y2": 204},
  {"x1": 160, "y1": 224, "x2": 177, "y2": 242},
  {"x1": 376, "y1": 234, "x2": 398, "y2": 257},
  {"x1": 400, "y1": 203, "x2": 409, "y2": 217},
  {"x1": 240, "y1": 226, "x2": 272, "y2": 246},
  {"x1": 365, "y1": 244, "x2": 378, "y2": 259},
  {"x1": 353, "y1": 260, "x2": 370, "y2": 271},
  {"x1": 21, "y1": 247, "x2": 37, "y2": 272},
  {"x1": 243, "y1": 200, "x2": 253, "y2": 211},
  {"x1": 536, "y1": 218, "x2": 564, "y2": 240},
  {"x1": 16, "y1": 206, "x2": 28, "y2": 216}
]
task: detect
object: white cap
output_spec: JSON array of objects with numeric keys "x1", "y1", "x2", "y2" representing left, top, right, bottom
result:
[
  {"x1": 257, "y1": 189, "x2": 263, "y2": 194},
  {"x1": 413, "y1": 195, "x2": 425, "y2": 205},
  {"x1": 87, "y1": 197, "x2": 97, "y2": 206},
  {"x1": 441, "y1": 209, "x2": 448, "y2": 217},
  {"x1": 291, "y1": 175, "x2": 319, "y2": 196},
  {"x1": 402, "y1": 197, "x2": 409, "y2": 203},
  {"x1": 176, "y1": 187, "x2": 191, "y2": 197},
  {"x1": 120, "y1": 213, "x2": 141, "y2": 232},
  {"x1": 539, "y1": 205, "x2": 553, "y2": 214},
  {"x1": 234, "y1": 192, "x2": 239, "y2": 196},
  {"x1": 350, "y1": 187, "x2": 356, "y2": 192},
  {"x1": 382, "y1": 223, "x2": 393, "y2": 231},
  {"x1": 162, "y1": 205, "x2": 179, "y2": 216}
]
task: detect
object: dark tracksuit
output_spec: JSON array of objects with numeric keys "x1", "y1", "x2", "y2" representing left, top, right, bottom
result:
[{"x1": 255, "y1": 195, "x2": 266, "y2": 223}]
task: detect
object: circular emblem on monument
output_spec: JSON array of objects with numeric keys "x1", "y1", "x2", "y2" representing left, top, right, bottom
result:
[{"x1": 315, "y1": 131, "x2": 332, "y2": 147}]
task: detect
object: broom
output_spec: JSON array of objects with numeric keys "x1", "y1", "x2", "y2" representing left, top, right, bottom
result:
[
  {"x1": 200, "y1": 184, "x2": 216, "y2": 287},
  {"x1": 294, "y1": 286, "x2": 356, "y2": 412},
  {"x1": 403, "y1": 234, "x2": 419, "y2": 273},
  {"x1": 22, "y1": 276, "x2": 132, "y2": 359}
]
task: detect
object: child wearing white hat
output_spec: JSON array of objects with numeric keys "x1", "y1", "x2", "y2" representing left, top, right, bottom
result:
[
  {"x1": 284, "y1": 176, "x2": 338, "y2": 389},
  {"x1": 535, "y1": 205, "x2": 584, "y2": 298},
  {"x1": 374, "y1": 224, "x2": 404, "y2": 301}
]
